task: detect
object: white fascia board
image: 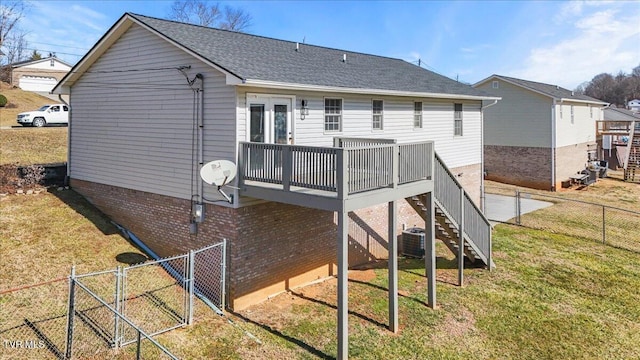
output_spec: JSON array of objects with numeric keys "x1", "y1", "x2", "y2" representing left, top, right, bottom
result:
[
  {"x1": 558, "y1": 98, "x2": 608, "y2": 106},
  {"x1": 53, "y1": 14, "x2": 244, "y2": 94},
  {"x1": 52, "y1": 15, "x2": 134, "y2": 94},
  {"x1": 240, "y1": 79, "x2": 501, "y2": 101}
]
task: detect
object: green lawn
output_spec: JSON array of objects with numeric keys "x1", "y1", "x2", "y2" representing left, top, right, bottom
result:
[
  {"x1": 0, "y1": 127, "x2": 67, "y2": 165},
  {"x1": 2, "y1": 184, "x2": 640, "y2": 359}
]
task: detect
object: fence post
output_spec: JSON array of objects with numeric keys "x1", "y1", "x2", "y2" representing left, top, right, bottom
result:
[
  {"x1": 114, "y1": 266, "x2": 122, "y2": 348},
  {"x1": 602, "y1": 206, "x2": 606, "y2": 244},
  {"x1": 188, "y1": 250, "x2": 195, "y2": 325},
  {"x1": 136, "y1": 330, "x2": 142, "y2": 360},
  {"x1": 65, "y1": 266, "x2": 76, "y2": 360},
  {"x1": 221, "y1": 239, "x2": 227, "y2": 312}
]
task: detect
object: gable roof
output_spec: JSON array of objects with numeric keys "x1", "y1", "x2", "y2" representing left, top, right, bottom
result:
[
  {"x1": 604, "y1": 106, "x2": 640, "y2": 121},
  {"x1": 12, "y1": 56, "x2": 72, "y2": 69},
  {"x1": 54, "y1": 13, "x2": 498, "y2": 100},
  {"x1": 474, "y1": 74, "x2": 607, "y2": 105}
]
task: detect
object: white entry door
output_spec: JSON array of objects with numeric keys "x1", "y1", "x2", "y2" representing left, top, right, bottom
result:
[{"x1": 247, "y1": 96, "x2": 292, "y2": 144}]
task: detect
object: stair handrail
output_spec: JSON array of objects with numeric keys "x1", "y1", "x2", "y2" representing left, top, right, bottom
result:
[
  {"x1": 624, "y1": 121, "x2": 636, "y2": 170},
  {"x1": 434, "y1": 152, "x2": 493, "y2": 268}
]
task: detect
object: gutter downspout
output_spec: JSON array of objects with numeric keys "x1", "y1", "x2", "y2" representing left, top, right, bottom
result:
[
  {"x1": 480, "y1": 99, "x2": 498, "y2": 212},
  {"x1": 59, "y1": 93, "x2": 71, "y2": 185},
  {"x1": 551, "y1": 99, "x2": 560, "y2": 191}
]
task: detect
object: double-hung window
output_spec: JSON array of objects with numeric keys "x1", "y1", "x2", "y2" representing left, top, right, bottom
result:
[
  {"x1": 414, "y1": 102, "x2": 423, "y2": 128},
  {"x1": 324, "y1": 98, "x2": 342, "y2": 132},
  {"x1": 454, "y1": 103, "x2": 463, "y2": 136},
  {"x1": 372, "y1": 100, "x2": 383, "y2": 130}
]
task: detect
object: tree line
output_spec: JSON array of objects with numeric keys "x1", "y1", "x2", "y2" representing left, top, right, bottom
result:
[{"x1": 575, "y1": 64, "x2": 640, "y2": 107}]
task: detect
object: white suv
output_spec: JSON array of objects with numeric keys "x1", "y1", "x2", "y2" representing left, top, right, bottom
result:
[{"x1": 17, "y1": 104, "x2": 70, "y2": 127}]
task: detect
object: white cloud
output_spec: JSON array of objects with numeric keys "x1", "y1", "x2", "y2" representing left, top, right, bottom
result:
[{"x1": 513, "y1": 5, "x2": 640, "y2": 89}]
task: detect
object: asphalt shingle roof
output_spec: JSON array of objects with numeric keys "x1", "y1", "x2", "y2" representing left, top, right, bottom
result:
[
  {"x1": 130, "y1": 13, "x2": 492, "y2": 98},
  {"x1": 492, "y1": 75, "x2": 606, "y2": 103}
]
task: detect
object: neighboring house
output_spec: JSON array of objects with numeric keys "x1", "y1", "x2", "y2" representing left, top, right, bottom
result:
[
  {"x1": 53, "y1": 15, "x2": 497, "y2": 353},
  {"x1": 597, "y1": 107, "x2": 640, "y2": 169},
  {"x1": 11, "y1": 56, "x2": 72, "y2": 92},
  {"x1": 474, "y1": 75, "x2": 608, "y2": 190},
  {"x1": 629, "y1": 99, "x2": 640, "y2": 113}
]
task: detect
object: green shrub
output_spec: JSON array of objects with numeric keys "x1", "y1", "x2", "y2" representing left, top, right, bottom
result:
[{"x1": 0, "y1": 94, "x2": 7, "y2": 107}]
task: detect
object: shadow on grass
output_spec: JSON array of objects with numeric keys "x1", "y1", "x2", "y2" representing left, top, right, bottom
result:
[
  {"x1": 46, "y1": 187, "x2": 150, "y2": 260},
  {"x1": 229, "y1": 311, "x2": 334, "y2": 360}
]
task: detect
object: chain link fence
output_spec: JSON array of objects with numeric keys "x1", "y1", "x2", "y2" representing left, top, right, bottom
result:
[
  {"x1": 0, "y1": 240, "x2": 226, "y2": 359},
  {"x1": 485, "y1": 188, "x2": 640, "y2": 253},
  {"x1": 0, "y1": 278, "x2": 69, "y2": 360}
]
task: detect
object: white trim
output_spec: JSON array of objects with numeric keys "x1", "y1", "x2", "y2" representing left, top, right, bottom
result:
[
  {"x1": 53, "y1": 14, "x2": 243, "y2": 94},
  {"x1": 323, "y1": 97, "x2": 343, "y2": 134},
  {"x1": 245, "y1": 93, "x2": 296, "y2": 144},
  {"x1": 242, "y1": 79, "x2": 500, "y2": 101},
  {"x1": 372, "y1": 99, "x2": 384, "y2": 131}
]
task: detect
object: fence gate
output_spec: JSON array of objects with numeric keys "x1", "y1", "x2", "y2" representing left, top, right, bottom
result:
[{"x1": 63, "y1": 240, "x2": 226, "y2": 359}]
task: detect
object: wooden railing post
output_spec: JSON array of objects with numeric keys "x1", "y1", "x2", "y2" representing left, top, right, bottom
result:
[
  {"x1": 392, "y1": 144, "x2": 399, "y2": 189},
  {"x1": 337, "y1": 148, "x2": 348, "y2": 199},
  {"x1": 282, "y1": 146, "x2": 291, "y2": 192}
]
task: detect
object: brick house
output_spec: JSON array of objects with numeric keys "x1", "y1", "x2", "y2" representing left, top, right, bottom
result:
[
  {"x1": 54, "y1": 13, "x2": 497, "y2": 357},
  {"x1": 474, "y1": 75, "x2": 608, "y2": 190}
]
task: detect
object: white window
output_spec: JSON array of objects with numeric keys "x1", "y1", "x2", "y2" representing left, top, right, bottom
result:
[
  {"x1": 492, "y1": 81, "x2": 499, "y2": 89},
  {"x1": 324, "y1": 98, "x2": 342, "y2": 132},
  {"x1": 372, "y1": 100, "x2": 383, "y2": 130},
  {"x1": 571, "y1": 105, "x2": 574, "y2": 124},
  {"x1": 454, "y1": 103, "x2": 463, "y2": 136},
  {"x1": 50, "y1": 59, "x2": 54, "y2": 67},
  {"x1": 589, "y1": 105, "x2": 593, "y2": 118},
  {"x1": 560, "y1": 105, "x2": 563, "y2": 119},
  {"x1": 414, "y1": 102, "x2": 422, "y2": 128}
]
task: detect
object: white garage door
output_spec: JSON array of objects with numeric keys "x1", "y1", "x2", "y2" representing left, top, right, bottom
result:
[{"x1": 18, "y1": 76, "x2": 58, "y2": 92}]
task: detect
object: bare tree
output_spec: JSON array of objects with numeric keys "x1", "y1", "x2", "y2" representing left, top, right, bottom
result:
[
  {"x1": 220, "y1": 5, "x2": 252, "y2": 32},
  {"x1": 0, "y1": 0, "x2": 27, "y2": 49},
  {"x1": 168, "y1": 0, "x2": 251, "y2": 32}
]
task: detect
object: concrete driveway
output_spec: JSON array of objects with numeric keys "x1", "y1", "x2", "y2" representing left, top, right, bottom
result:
[{"x1": 485, "y1": 193, "x2": 553, "y2": 224}]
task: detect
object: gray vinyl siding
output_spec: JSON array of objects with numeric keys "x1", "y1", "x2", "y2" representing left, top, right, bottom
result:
[
  {"x1": 69, "y1": 24, "x2": 236, "y2": 201},
  {"x1": 236, "y1": 87, "x2": 482, "y2": 168},
  {"x1": 476, "y1": 79, "x2": 552, "y2": 148}
]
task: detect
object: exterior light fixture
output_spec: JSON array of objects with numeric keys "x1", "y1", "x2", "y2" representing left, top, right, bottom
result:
[{"x1": 300, "y1": 99, "x2": 309, "y2": 120}]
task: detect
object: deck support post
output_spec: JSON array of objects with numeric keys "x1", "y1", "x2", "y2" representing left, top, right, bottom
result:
[
  {"x1": 424, "y1": 192, "x2": 436, "y2": 308},
  {"x1": 458, "y1": 188, "x2": 465, "y2": 287},
  {"x1": 388, "y1": 200, "x2": 398, "y2": 333},
  {"x1": 337, "y1": 210, "x2": 349, "y2": 360}
]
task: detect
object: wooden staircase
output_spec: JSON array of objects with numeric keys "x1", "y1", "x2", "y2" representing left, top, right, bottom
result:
[
  {"x1": 403, "y1": 152, "x2": 493, "y2": 269},
  {"x1": 624, "y1": 121, "x2": 640, "y2": 183},
  {"x1": 406, "y1": 194, "x2": 481, "y2": 263}
]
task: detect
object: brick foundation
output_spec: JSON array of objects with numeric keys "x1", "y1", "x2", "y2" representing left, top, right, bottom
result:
[
  {"x1": 71, "y1": 178, "x2": 456, "y2": 310},
  {"x1": 485, "y1": 145, "x2": 553, "y2": 190}
]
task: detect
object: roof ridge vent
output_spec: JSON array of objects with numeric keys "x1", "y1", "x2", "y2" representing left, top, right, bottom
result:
[
  {"x1": 342, "y1": 53, "x2": 346, "y2": 62},
  {"x1": 571, "y1": 91, "x2": 574, "y2": 96},
  {"x1": 556, "y1": 85, "x2": 559, "y2": 90},
  {"x1": 296, "y1": 42, "x2": 299, "y2": 52}
]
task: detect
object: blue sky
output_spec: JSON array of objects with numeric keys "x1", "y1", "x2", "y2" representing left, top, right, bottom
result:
[{"x1": 14, "y1": 0, "x2": 640, "y2": 89}]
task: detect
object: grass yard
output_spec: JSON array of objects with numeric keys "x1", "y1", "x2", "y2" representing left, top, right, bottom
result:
[
  {"x1": 2, "y1": 177, "x2": 640, "y2": 359},
  {"x1": 0, "y1": 127, "x2": 68, "y2": 165},
  {"x1": 0, "y1": 82, "x2": 53, "y2": 128}
]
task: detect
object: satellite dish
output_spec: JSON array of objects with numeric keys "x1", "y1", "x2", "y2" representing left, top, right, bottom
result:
[{"x1": 200, "y1": 160, "x2": 237, "y2": 186}]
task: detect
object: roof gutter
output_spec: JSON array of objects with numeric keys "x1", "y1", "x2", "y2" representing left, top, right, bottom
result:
[{"x1": 240, "y1": 79, "x2": 501, "y2": 101}]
